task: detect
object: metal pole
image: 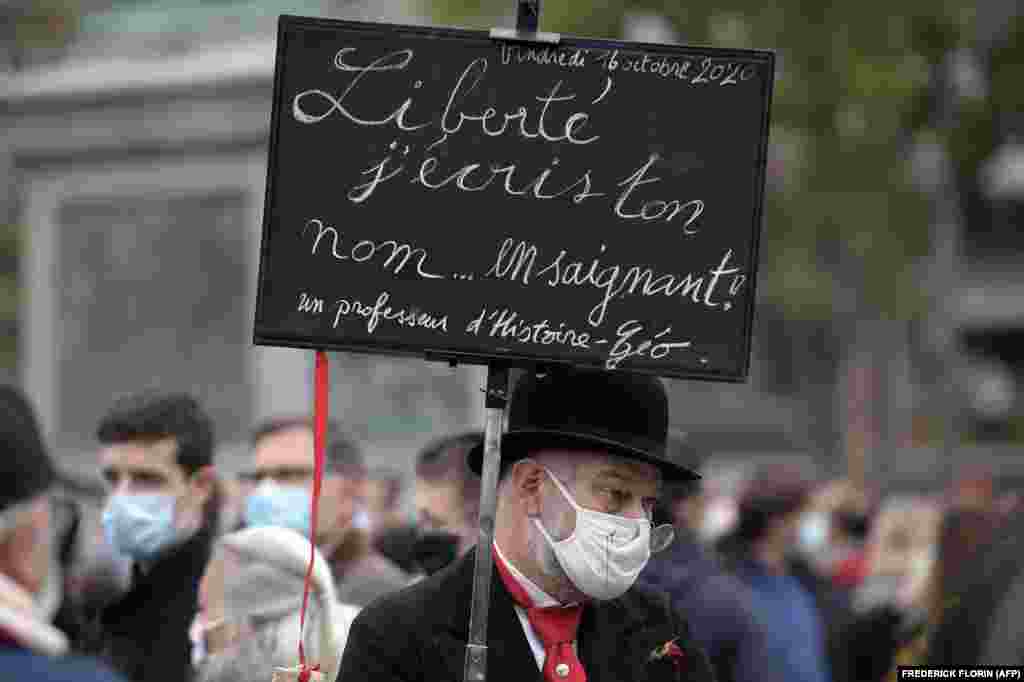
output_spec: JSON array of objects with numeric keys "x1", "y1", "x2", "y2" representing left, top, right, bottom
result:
[
  {"x1": 516, "y1": 0, "x2": 540, "y2": 33},
  {"x1": 463, "y1": 364, "x2": 510, "y2": 682},
  {"x1": 464, "y1": 6, "x2": 539, "y2": 680}
]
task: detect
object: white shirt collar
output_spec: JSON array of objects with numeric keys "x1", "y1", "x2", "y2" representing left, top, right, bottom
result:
[{"x1": 493, "y1": 542, "x2": 560, "y2": 608}]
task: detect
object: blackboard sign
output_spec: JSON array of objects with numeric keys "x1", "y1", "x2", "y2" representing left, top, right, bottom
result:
[{"x1": 255, "y1": 15, "x2": 774, "y2": 380}]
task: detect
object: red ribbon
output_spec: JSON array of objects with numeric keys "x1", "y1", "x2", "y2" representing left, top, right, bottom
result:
[
  {"x1": 298, "y1": 350, "x2": 328, "y2": 676},
  {"x1": 297, "y1": 664, "x2": 321, "y2": 682}
]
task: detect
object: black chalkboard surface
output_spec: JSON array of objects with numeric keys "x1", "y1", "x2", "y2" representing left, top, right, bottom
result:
[{"x1": 255, "y1": 15, "x2": 774, "y2": 380}]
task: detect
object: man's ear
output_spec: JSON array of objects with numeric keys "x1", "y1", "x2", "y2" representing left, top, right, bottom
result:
[{"x1": 510, "y1": 459, "x2": 545, "y2": 517}]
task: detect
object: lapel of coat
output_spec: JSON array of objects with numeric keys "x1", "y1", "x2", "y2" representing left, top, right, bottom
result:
[
  {"x1": 430, "y1": 548, "x2": 542, "y2": 682},
  {"x1": 578, "y1": 595, "x2": 685, "y2": 682}
]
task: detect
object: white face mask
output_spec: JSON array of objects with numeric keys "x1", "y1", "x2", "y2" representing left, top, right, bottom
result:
[
  {"x1": 352, "y1": 507, "x2": 372, "y2": 532},
  {"x1": 797, "y1": 512, "x2": 831, "y2": 556},
  {"x1": 532, "y1": 467, "x2": 651, "y2": 601}
]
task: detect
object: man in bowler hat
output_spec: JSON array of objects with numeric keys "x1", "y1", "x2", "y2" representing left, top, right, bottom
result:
[
  {"x1": 0, "y1": 386, "x2": 127, "y2": 682},
  {"x1": 338, "y1": 368, "x2": 715, "y2": 682}
]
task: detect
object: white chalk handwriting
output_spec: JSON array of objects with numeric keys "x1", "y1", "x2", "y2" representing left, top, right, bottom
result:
[
  {"x1": 289, "y1": 47, "x2": 740, "y2": 230},
  {"x1": 462, "y1": 306, "x2": 692, "y2": 369},
  {"x1": 486, "y1": 238, "x2": 745, "y2": 326},
  {"x1": 500, "y1": 44, "x2": 587, "y2": 69},
  {"x1": 297, "y1": 292, "x2": 325, "y2": 315},
  {"x1": 466, "y1": 306, "x2": 593, "y2": 349},
  {"x1": 592, "y1": 50, "x2": 757, "y2": 86},
  {"x1": 605, "y1": 320, "x2": 692, "y2": 370},
  {"x1": 332, "y1": 290, "x2": 449, "y2": 334},
  {"x1": 493, "y1": 42, "x2": 761, "y2": 89},
  {"x1": 302, "y1": 218, "x2": 444, "y2": 280}
]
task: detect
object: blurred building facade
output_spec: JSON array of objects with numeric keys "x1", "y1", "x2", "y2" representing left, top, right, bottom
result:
[{"x1": 1, "y1": 0, "x2": 485, "y2": 484}]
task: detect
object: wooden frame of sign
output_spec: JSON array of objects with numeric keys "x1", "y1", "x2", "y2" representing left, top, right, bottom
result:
[{"x1": 254, "y1": 15, "x2": 774, "y2": 382}]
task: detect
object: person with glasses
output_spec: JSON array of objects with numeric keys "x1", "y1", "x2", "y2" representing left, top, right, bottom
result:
[
  {"x1": 0, "y1": 385, "x2": 127, "y2": 682},
  {"x1": 239, "y1": 418, "x2": 408, "y2": 607},
  {"x1": 338, "y1": 368, "x2": 715, "y2": 682}
]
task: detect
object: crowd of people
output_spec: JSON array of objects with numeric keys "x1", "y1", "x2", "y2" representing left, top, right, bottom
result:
[{"x1": 0, "y1": 369, "x2": 1021, "y2": 682}]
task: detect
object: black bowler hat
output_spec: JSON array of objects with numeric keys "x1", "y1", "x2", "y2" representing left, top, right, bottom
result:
[{"x1": 468, "y1": 368, "x2": 700, "y2": 482}]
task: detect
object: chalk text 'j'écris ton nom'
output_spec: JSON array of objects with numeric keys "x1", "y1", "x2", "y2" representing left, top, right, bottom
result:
[{"x1": 290, "y1": 48, "x2": 705, "y2": 232}]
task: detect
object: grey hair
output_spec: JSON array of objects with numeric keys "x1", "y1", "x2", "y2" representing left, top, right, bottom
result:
[
  {"x1": 533, "y1": 452, "x2": 578, "y2": 488},
  {"x1": 196, "y1": 608, "x2": 322, "y2": 682},
  {"x1": 497, "y1": 452, "x2": 577, "y2": 498},
  {"x1": 196, "y1": 627, "x2": 279, "y2": 682}
]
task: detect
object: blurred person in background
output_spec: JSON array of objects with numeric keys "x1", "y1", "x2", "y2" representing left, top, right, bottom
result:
[
  {"x1": 241, "y1": 417, "x2": 407, "y2": 606},
  {"x1": 951, "y1": 466, "x2": 996, "y2": 512},
  {"x1": 832, "y1": 495, "x2": 940, "y2": 682},
  {"x1": 95, "y1": 392, "x2": 218, "y2": 682},
  {"x1": 410, "y1": 431, "x2": 482, "y2": 575},
  {"x1": 63, "y1": 520, "x2": 134, "y2": 656},
  {"x1": 639, "y1": 435, "x2": 778, "y2": 682},
  {"x1": 715, "y1": 464, "x2": 834, "y2": 682},
  {"x1": 372, "y1": 432, "x2": 485, "y2": 577},
  {"x1": 363, "y1": 468, "x2": 405, "y2": 535},
  {"x1": 191, "y1": 526, "x2": 358, "y2": 682},
  {"x1": 364, "y1": 467, "x2": 420, "y2": 574},
  {"x1": 860, "y1": 497, "x2": 941, "y2": 614},
  {"x1": 974, "y1": 508, "x2": 1024, "y2": 665},
  {"x1": 47, "y1": 494, "x2": 98, "y2": 652},
  {"x1": 214, "y1": 476, "x2": 246, "y2": 535},
  {"x1": 801, "y1": 480, "x2": 873, "y2": 590},
  {"x1": 924, "y1": 503, "x2": 1012, "y2": 667},
  {"x1": 0, "y1": 385, "x2": 126, "y2": 682},
  {"x1": 698, "y1": 486, "x2": 739, "y2": 545}
]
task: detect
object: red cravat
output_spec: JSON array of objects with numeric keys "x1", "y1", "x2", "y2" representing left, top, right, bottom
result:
[{"x1": 494, "y1": 549, "x2": 587, "y2": 682}]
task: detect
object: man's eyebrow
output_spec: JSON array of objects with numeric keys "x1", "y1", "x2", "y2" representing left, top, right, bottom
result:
[
  {"x1": 133, "y1": 468, "x2": 169, "y2": 481},
  {"x1": 594, "y1": 469, "x2": 661, "y2": 492},
  {"x1": 593, "y1": 469, "x2": 631, "y2": 482},
  {"x1": 103, "y1": 466, "x2": 169, "y2": 481}
]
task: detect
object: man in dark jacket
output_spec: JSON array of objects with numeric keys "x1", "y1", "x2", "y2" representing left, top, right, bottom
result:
[
  {"x1": 639, "y1": 438, "x2": 776, "y2": 682},
  {"x1": 339, "y1": 368, "x2": 715, "y2": 682},
  {"x1": 93, "y1": 392, "x2": 218, "y2": 682},
  {"x1": 0, "y1": 385, "x2": 126, "y2": 682}
]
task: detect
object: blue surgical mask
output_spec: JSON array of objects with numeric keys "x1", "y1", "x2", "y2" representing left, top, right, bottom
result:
[
  {"x1": 102, "y1": 493, "x2": 182, "y2": 561},
  {"x1": 243, "y1": 483, "x2": 312, "y2": 537}
]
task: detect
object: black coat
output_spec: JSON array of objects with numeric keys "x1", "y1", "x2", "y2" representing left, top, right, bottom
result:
[
  {"x1": 338, "y1": 548, "x2": 716, "y2": 682},
  {"x1": 96, "y1": 524, "x2": 213, "y2": 682}
]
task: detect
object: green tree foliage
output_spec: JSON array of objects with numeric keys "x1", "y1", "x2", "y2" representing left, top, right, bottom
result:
[{"x1": 421, "y1": 0, "x2": 991, "y2": 322}]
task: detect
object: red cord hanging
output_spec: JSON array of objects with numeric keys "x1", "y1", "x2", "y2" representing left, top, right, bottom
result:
[{"x1": 298, "y1": 350, "x2": 328, "y2": 680}]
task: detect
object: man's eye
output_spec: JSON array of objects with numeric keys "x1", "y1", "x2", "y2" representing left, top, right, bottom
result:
[{"x1": 606, "y1": 489, "x2": 629, "y2": 505}]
